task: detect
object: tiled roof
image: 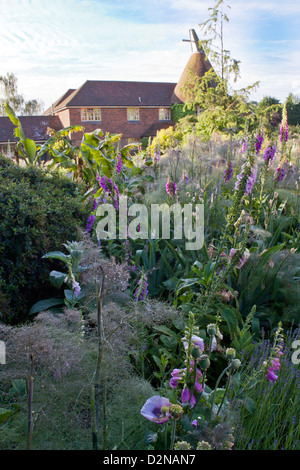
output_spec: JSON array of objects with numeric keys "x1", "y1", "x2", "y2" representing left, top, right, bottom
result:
[
  {"x1": 0, "y1": 115, "x2": 62, "y2": 144},
  {"x1": 44, "y1": 89, "x2": 76, "y2": 115},
  {"x1": 51, "y1": 81, "x2": 179, "y2": 109}
]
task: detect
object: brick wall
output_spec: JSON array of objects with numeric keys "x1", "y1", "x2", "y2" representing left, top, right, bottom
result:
[{"x1": 56, "y1": 107, "x2": 173, "y2": 145}]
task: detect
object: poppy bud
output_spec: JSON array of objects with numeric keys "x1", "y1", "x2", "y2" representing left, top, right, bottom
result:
[
  {"x1": 230, "y1": 359, "x2": 241, "y2": 370},
  {"x1": 207, "y1": 324, "x2": 217, "y2": 337},
  {"x1": 199, "y1": 354, "x2": 210, "y2": 370}
]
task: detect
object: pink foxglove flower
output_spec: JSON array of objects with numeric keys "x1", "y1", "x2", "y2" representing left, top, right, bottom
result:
[
  {"x1": 245, "y1": 165, "x2": 258, "y2": 195},
  {"x1": 280, "y1": 103, "x2": 288, "y2": 143},
  {"x1": 255, "y1": 129, "x2": 264, "y2": 154},
  {"x1": 263, "y1": 144, "x2": 276, "y2": 163},
  {"x1": 181, "y1": 388, "x2": 196, "y2": 408},
  {"x1": 166, "y1": 176, "x2": 176, "y2": 197},
  {"x1": 229, "y1": 248, "x2": 250, "y2": 269},
  {"x1": 223, "y1": 160, "x2": 233, "y2": 183},
  {"x1": 116, "y1": 154, "x2": 122, "y2": 174}
]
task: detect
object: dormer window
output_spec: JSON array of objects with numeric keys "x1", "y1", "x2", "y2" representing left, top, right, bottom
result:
[
  {"x1": 159, "y1": 108, "x2": 171, "y2": 121},
  {"x1": 81, "y1": 108, "x2": 101, "y2": 122}
]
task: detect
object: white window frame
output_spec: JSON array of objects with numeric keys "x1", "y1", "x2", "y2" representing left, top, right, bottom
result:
[
  {"x1": 81, "y1": 108, "x2": 101, "y2": 122},
  {"x1": 159, "y1": 108, "x2": 171, "y2": 121},
  {"x1": 127, "y1": 108, "x2": 140, "y2": 121}
]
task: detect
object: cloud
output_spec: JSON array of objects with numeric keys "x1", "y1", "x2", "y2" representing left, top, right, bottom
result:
[{"x1": 1, "y1": 0, "x2": 300, "y2": 108}]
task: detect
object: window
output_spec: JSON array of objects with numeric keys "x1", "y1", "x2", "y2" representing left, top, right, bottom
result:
[
  {"x1": 81, "y1": 108, "x2": 101, "y2": 122},
  {"x1": 159, "y1": 108, "x2": 171, "y2": 121},
  {"x1": 127, "y1": 108, "x2": 140, "y2": 121}
]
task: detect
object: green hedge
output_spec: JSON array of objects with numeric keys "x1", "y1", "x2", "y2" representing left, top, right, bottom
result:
[{"x1": 0, "y1": 156, "x2": 88, "y2": 324}]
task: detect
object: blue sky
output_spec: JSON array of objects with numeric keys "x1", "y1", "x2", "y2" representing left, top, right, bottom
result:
[{"x1": 1, "y1": 0, "x2": 300, "y2": 110}]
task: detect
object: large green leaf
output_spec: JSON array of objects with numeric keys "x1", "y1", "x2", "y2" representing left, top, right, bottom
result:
[
  {"x1": 42, "y1": 251, "x2": 70, "y2": 264},
  {"x1": 49, "y1": 270, "x2": 67, "y2": 289},
  {"x1": 4, "y1": 102, "x2": 20, "y2": 126},
  {"x1": 259, "y1": 243, "x2": 285, "y2": 263},
  {"x1": 153, "y1": 325, "x2": 179, "y2": 339},
  {"x1": 24, "y1": 138, "x2": 37, "y2": 163},
  {"x1": 29, "y1": 298, "x2": 64, "y2": 315}
]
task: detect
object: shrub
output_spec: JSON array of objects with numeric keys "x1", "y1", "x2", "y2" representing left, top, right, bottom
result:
[{"x1": 0, "y1": 155, "x2": 89, "y2": 323}]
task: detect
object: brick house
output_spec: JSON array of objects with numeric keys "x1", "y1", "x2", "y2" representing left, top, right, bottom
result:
[
  {"x1": 0, "y1": 30, "x2": 212, "y2": 151},
  {"x1": 44, "y1": 80, "x2": 183, "y2": 146}
]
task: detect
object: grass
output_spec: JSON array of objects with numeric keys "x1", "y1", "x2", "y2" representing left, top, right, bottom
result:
[{"x1": 232, "y1": 327, "x2": 300, "y2": 450}]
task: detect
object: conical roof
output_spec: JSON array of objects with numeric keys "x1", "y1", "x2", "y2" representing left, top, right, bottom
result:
[{"x1": 172, "y1": 51, "x2": 213, "y2": 103}]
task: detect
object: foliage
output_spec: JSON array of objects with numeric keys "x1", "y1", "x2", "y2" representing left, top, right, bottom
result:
[
  {"x1": 0, "y1": 73, "x2": 44, "y2": 116},
  {"x1": 171, "y1": 103, "x2": 194, "y2": 123},
  {"x1": 286, "y1": 93, "x2": 300, "y2": 126},
  {"x1": 140, "y1": 314, "x2": 241, "y2": 450},
  {"x1": 5, "y1": 102, "x2": 44, "y2": 165},
  {"x1": 0, "y1": 156, "x2": 88, "y2": 323},
  {"x1": 177, "y1": 1, "x2": 259, "y2": 139},
  {"x1": 255, "y1": 96, "x2": 282, "y2": 134},
  {"x1": 150, "y1": 126, "x2": 183, "y2": 154},
  {"x1": 231, "y1": 327, "x2": 300, "y2": 450}
]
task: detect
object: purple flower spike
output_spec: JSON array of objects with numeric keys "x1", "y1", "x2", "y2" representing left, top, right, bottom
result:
[
  {"x1": 72, "y1": 279, "x2": 81, "y2": 297},
  {"x1": 245, "y1": 165, "x2": 258, "y2": 195},
  {"x1": 166, "y1": 176, "x2": 176, "y2": 197},
  {"x1": 255, "y1": 130, "x2": 264, "y2": 154},
  {"x1": 263, "y1": 144, "x2": 276, "y2": 163},
  {"x1": 223, "y1": 160, "x2": 233, "y2": 183},
  {"x1": 274, "y1": 166, "x2": 286, "y2": 182},
  {"x1": 86, "y1": 214, "x2": 96, "y2": 232},
  {"x1": 116, "y1": 154, "x2": 122, "y2": 174},
  {"x1": 134, "y1": 274, "x2": 148, "y2": 302},
  {"x1": 241, "y1": 138, "x2": 248, "y2": 154},
  {"x1": 266, "y1": 369, "x2": 278, "y2": 383},
  {"x1": 140, "y1": 396, "x2": 171, "y2": 424},
  {"x1": 280, "y1": 104, "x2": 289, "y2": 143}
]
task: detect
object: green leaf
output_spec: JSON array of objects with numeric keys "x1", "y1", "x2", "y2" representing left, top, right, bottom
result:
[
  {"x1": 42, "y1": 251, "x2": 71, "y2": 264},
  {"x1": 4, "y1": 102, "x2": 20, "y2": 126},
  {"x1": 208, "y1": 388, "x2": 225, "y2": 405},
  {"x1": 259, "y1": 244, "x2": 285, "y2": 263},
  {"x1": 0, "y1": 407, "x2": 14, "y2": 423},
  {"x1": 10, "y1": 379, "x2": 26, "y2": 397},
  {"x1": 160, "y1": 335, "x2": 177, "y2": 351},
  {"x1": 217, "y1": 305, "x2": 241, "y2": 339},
  {"x1": 243, "y1": 397, "x2": 255, "y2": 415},
  {"x1": 24, "y1": 138, "x2": 37, "y2": 163},
  {"x1": 49, "y1": 270, "x2": 67, "y2": 289},
  {"x1": 153, "y1": 325, "x2": 179, "y2": 339},
  {"x1": 64, "y1": 289, "x2": 85, "y2": 302},
  {"x1": 29, "y1": 298, "x2": 64, "y2": 315}
]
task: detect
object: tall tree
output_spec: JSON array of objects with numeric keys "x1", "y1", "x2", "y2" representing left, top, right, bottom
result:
[
  {"x1": 255, "y1": 96, "x2": 282, "y2": 133},
  {"x1": 0, "y1": 72, "x2": 44, "y2": 116},
  {"x1": 285, "y1": 93, "x2": 300, "y2": 126}
]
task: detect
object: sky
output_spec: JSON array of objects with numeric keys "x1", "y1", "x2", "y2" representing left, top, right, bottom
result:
[{"x1": 1, "y1": 0, "x2": 300, "y2": 111}]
